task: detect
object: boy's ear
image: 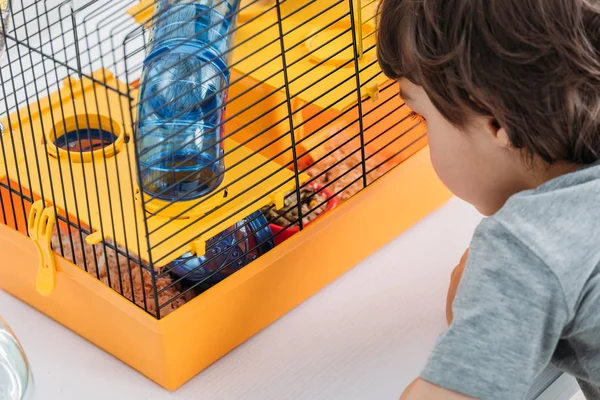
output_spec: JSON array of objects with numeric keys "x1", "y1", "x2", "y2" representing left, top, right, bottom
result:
[{"x1": 488, "y1": 118, "x2": 512, "y2": 149}]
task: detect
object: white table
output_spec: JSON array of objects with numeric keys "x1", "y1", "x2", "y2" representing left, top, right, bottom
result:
[{"x1": 0, "y1": 198, "x2": 581, "y2": 399}]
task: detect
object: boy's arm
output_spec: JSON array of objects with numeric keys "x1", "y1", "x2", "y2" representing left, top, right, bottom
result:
[
  {"x1": 400, "y1": 378, "x2": 477, "y2": 400},
  {"x1": 446, "y1": 249, "x2": 469, "y2": 325},
  {"x1": 398, "y1": 250, "x2": 472, "y2": 400},
  {"x1": 415, "y1": 219, "x2": 568, "y2": 399}
]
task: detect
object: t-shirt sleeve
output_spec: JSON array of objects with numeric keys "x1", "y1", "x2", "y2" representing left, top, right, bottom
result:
[{"x1": 420, "y1": 218, "x2": 569, "y2": 400}]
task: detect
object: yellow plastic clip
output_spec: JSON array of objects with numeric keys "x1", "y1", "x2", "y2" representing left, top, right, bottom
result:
[
  {"x1": 28, "y1": 201, "x2": 57, "y2": 296},
  {"x1": 270, "y1": 191, "x2": 286, "y2": 210},
  {"x1": 190, "y1": 238, "x2": 206, "y2": 258},
  {"x1": 85, "y1": 231, "x2": 104, "y2": 245},
  {"x1": 365, "y1": 83, "x2": 380, "y2": 103},
  {"x1": 126, "y1": 0, "x2": 154, "y2": 29}
]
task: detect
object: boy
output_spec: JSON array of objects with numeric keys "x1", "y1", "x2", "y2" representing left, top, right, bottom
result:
[{"x1": 376, "y1": 0, "x2": 600, "y2": 399}]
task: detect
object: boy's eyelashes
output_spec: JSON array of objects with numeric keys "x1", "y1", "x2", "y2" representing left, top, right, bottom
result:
[{"x1": 408, "y1": 111, "x2": 426, "y2": 123}]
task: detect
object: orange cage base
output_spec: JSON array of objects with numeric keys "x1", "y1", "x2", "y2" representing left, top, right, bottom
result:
[{"x1": 0, "y1": 147, "x2": 450, "y2": 391}]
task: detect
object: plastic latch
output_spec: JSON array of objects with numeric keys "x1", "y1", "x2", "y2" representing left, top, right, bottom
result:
[
  {"x1": 85, "y1": 231, "x2": 103, "y2": 245},
  {"x1": 270, "y1": 191, "x2": 285, "y2": 210},
  {"x1": 126, "y1": 0, "x2": 154, "y2": 28},
  {"x1": 27, "y1": 201, "x2": 57, "y2": 296},
  {"x1": 190, "y1": 238, "x2": 206, "y2": 258},
  {"x1": 365, "y1": 83, "x2": 380, "y2": 102}
]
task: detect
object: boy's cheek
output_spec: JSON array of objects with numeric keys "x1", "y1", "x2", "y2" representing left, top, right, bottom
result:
[
  {"x1": 428, "y1": 126, "x2": 499, "y2": 214},
  {"x1": 428, "y1": 126, "x2": 472, "y2": 200}
]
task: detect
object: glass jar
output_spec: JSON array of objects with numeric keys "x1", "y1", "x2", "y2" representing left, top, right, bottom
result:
[{"x1": 0, "y1": 316, "x2": 33, "y2": 400}]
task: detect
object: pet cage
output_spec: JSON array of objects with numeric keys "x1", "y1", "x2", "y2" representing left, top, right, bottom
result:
[{"x1": 0, "y1": 0, "x2": 450, "y2": 390}]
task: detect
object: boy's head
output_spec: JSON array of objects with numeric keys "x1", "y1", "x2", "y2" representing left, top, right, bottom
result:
[{"x1": 377, "y1": 0, "x2": 600, "y2": 215}]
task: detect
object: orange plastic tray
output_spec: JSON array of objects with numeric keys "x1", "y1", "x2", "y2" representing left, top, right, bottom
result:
[{"x1": 0, "y1": 147, "x2": 450, "y2": 390}]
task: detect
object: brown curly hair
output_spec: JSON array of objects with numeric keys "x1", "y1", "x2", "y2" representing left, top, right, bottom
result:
[{"x1": 377, "y1": 0, "x2": 600, "y2": 164}]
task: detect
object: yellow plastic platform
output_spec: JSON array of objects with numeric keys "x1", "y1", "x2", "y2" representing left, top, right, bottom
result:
[{"x1": 0, "y1": 69, "x2": 307, "y2": 267}]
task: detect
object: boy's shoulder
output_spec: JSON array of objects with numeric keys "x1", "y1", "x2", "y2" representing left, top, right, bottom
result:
[
  {"x1": 421, "y1": 165, "x2": 600, "y2": 399},
  {"x1": 492, "y1": 163, "x2": 600, "y2": 264},
  {"x1": 483, "y1": 163, "x2": 600, "y2": 305}
]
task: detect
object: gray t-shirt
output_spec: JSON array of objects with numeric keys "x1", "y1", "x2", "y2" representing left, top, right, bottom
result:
[{"x1": 421, "y1": 163, "x2": 600, "y2": 400}]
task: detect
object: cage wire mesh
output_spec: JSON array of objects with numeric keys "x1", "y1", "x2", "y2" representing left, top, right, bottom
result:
[{"x1": 0, "y1": 0, "x2": 427, "y2": 319}]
